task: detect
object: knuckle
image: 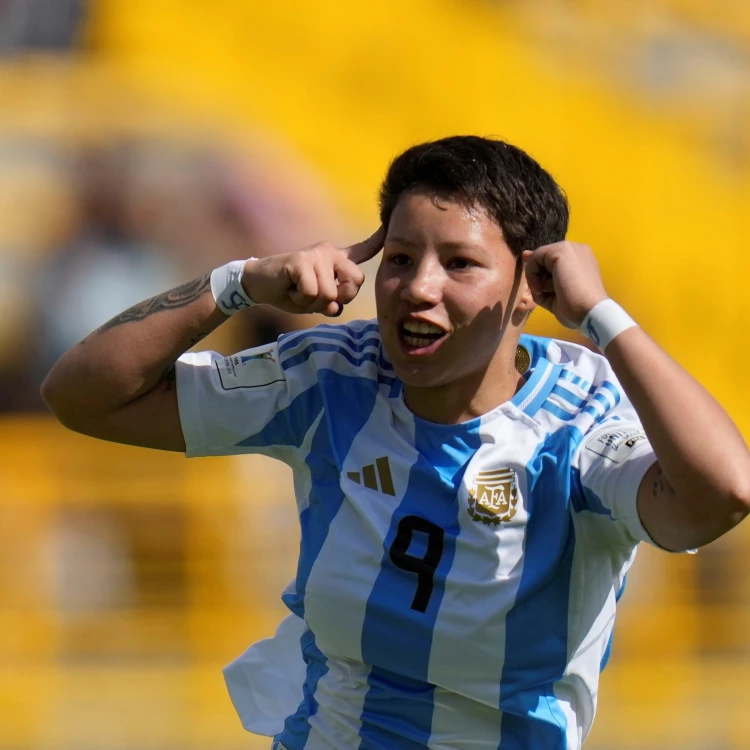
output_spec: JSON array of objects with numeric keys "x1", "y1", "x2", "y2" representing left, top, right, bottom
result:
[
  {"x1": 295, "y1": 283, "x2": 315, "y2": 298},
  {"x1": 298, "y1": 248, "x2": 320, "y2": 265}
]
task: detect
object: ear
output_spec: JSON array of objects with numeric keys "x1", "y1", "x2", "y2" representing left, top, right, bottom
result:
[{"x1": 514, "y1": 272, "x2": 537, "y2": 314}]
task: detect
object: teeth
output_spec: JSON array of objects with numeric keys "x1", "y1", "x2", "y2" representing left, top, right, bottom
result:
[
  {"x1": 403, "y1": 321, "x2": 444, "y2": 335},
  {"x1": 404, "y1": 334, "x2": 434, "y2": 347}
]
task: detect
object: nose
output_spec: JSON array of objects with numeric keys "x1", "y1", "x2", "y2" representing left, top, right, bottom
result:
[{"x1": 401, "y1": 256, "x2": 444, "y2": 306}]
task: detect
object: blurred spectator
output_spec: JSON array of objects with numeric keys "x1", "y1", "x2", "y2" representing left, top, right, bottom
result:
[
  {"x1": 0, "y1": 128, "x2": 349, "y2": 412},
  {"x1": 36, "y1": 141, "x2": 183, "y2": 376}
]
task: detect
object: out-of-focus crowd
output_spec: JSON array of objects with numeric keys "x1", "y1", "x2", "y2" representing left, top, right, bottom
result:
[
  {"x1": 0, "y1": 0, "x2": 368, "y2": 413},
  {"x1": 0, "y1": 130, "x2": 359, "y2": 412}
]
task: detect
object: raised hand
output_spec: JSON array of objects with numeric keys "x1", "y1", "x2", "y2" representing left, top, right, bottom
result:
[
  {"x1": 523, "y1": 241, "x2": 609, "y2": 329},
  {"x1": 241, "y1": 227, "x2": 385, "y2": 317}
]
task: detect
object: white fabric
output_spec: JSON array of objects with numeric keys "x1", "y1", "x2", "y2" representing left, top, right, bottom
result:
[
  {"x1": 223, "y1": 614, "x2": 306, "y2": 735},
  {"x1": 175, "y1": 322, "x2": 660, "y2": 750}
]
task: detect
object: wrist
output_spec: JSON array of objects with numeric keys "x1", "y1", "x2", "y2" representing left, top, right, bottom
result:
[
  {"x1": 210, "y1": 259, "x2": 258, "y2": 316},
  {"x1": 580, "y1": 298, "x2": 638, "y2": 352}
]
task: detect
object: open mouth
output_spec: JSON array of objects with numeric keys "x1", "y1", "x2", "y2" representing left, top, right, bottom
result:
[{"x1": 399, "y1": 321, "x2": 448, "y2": 355}]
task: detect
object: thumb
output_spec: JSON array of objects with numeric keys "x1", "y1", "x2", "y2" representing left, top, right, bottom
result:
[{"x1": 345, "y1": 225, "x2": 386, "y2": 265}]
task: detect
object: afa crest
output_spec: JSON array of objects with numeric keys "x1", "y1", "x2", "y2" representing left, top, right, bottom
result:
[{"x1": 468, "y1": 468, "x2": 519, "y2": 526}]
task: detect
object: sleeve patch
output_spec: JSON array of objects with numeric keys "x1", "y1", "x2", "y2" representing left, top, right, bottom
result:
[
  {"x1": 584, "y1": 426, "x2": 648, "y2": 464},
  {"x1": 216, "y1": 343, "x2": 285, "y2": 390}
]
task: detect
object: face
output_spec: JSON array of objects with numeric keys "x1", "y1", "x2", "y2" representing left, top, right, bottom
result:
[{"x1": 375, "y1": 191, "x2": 532, "y2": 394}]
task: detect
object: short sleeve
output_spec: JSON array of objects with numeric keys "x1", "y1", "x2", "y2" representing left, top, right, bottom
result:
[
  {"x1": 175, "y1": 340, "x2": 322, "y2": 460},
  {"x1": 571, "y1": 420, "x2": 658, "y2": 547}
]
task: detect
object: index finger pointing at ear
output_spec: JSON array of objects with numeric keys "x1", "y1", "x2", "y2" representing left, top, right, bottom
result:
[
  {"x1": 523, "y1": 248, "x2": 542, "y2": 278},
  {"x1": 345, "y1": 225, "x2": 386, "y2": 265}
]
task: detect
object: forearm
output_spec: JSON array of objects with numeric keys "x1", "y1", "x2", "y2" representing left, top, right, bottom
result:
[
  {"x1": 41, "y1": 274, "x2": 227, "y2": 423},
  {"x1": 604, "y1": 325, "x2": 750, "y2": 517}
]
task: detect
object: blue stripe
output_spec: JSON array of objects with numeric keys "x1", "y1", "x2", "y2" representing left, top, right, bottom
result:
[
  {"x1": 279, "y1": 331, "x2": 381, "y2": 360},
  {"x1": 581, "y1": 403, "x2": 604, "y2": 421},
  {"x1": 590, "y1": 392, "x2": 613, "y2": 413},
  {"x1": 540, "y1": 400, "x2": 577, "y2": 422},
  {"x1": 569, "y1": 467, "x2": 614, "y2": 518},
  {"x1": 559, "y1": 369, "x2": 591, "y2": 391},
  {"x1": 277, "y1": 372, "x2": 381, "y2": 749},
  {"x1": 278, "y1": 322, "x2": 380, "y2": 354},
  {"x1": 600, "y1": 380, "x2": 621, "y2": 406},
  {"x1": 235, "y1": 384, "x2": 323, "y2": 450},
  {"x1": 510, "y1": 359, "x2": 549, "y2": 410},
  {"x1": 499, "y1": 698, "x2": 568, "y2": 750},
  {"x1": 282, "y1": 373, "x2": 381, "y2": 620},
  {"x1": 550, "y1": 383, "x2": 586, "y2": 408},
  {"x1": 358, "y1": 669, "x2": 436, "y2": 750},
  {"x1": 316, "y1": 321, "x2": 380, "y2": 337},
  {"x1": 519, "y1": 333, "x2": 553, "y2": 363},
  {"x1": 600, "y1": 576, "x2": 628, "y2": 671},
  {"x1": 541, "y1": 384, "x2": 617, "y2": 425},
  {"x1": 523, "y1": 364, "x2": 564, "y2": 418},
  {"x1": 378, "y1": 347, "x2": 393, "y2": 373},
  {"x1": 359, "y1": 420, "x2": 482, "y2": 749},
  {"x1": 282, "y1": 342, "x2": 383, "y2": 372},
  {"x1": 276, "y1": 629, "x2": 329, "y2": 750},
  {"x1": 499, "y1": 429, "x2": 578, "y2": 750}
]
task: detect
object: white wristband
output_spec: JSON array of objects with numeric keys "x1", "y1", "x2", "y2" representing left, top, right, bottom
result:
[
  {"x1": 580, "y1": 299, "x2": 637, "y2": 352},
  {"x1": 211, "y1": 259, "x2": 257, "y2": 316}
]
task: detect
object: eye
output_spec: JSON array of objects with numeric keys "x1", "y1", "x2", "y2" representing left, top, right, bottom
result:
[
  {"x1": 388, "y1": 253, "x2": 412, "y2": 267},
  {"x1": 447, "y1": 257, "x2": 476, "y2": 270}
]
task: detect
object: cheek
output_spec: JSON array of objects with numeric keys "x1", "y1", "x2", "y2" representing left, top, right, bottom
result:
[
  {"x1": 446, "y1": 287, "x2": 506, "y2": 344},
  {"x1": 374, "y1": 269, "x2": 399, "y2": 310}
]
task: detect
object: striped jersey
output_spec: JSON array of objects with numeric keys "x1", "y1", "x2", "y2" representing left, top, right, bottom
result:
[{"x1": 175, "y1": 319, "x2": 658, "y2": 750}]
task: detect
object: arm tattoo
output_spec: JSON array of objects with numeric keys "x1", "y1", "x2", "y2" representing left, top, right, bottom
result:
[
  {"x1": 652, "y1": 466, "x2": 668, "y2": 497},
  {"x1": 95, "y1": 274, "x2": 211, "y2": 333},
  {"x1": 162, "y1": 363, "x2": 177, "y2": 392},
  {"x1": 159, "y1": 332, "x2": 208, "y2": 392}
]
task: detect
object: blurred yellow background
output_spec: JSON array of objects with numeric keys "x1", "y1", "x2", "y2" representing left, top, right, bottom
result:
[{"x1": 1, "y1": 1, "x2": 749, "y2": 748}]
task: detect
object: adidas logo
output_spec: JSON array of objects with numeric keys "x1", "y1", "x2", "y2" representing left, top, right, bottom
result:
[{"x1": 346, "y1": 457, "x2": 396, "y2": 496}]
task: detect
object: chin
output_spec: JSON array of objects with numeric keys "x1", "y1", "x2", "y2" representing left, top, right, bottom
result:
[{"x1": 390, "y1": 360, "x2": 448, "y2": 390}]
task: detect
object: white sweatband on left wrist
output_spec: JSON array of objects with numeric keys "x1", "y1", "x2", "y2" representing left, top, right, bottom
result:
[
  {"x1": 580, "y1": 298, "x2": 638, "y2": 352},
  {"x1": 211, "y1": 259, "x2": 257, "y2": 316}
]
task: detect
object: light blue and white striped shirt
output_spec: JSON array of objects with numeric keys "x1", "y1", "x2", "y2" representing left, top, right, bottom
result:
[{"x1": 176, "y1": 319, "x2": 658, "y2": 750}]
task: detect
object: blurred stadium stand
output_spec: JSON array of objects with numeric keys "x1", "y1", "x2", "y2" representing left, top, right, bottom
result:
[
  {"x1": 0, "y1": 0, "x2": 85, "y2": 53},
  {"x1": 1, "y1": 0, "x2": 749, "y2": 748}
]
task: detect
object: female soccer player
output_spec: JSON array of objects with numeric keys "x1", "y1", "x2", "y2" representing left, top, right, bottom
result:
[{"x1": 42, "y1": 136, "x2": 750, "y2": 749}]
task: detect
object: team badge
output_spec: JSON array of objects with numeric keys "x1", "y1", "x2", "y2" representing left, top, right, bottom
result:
[{"x1": 468, "y1": 468, "x2": 519, "y2": 526}]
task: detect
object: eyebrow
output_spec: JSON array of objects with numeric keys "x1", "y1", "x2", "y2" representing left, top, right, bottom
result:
[
  {"x1": 387, "y1": 235, "x2": 418, "y2": 247},
  {"x1": 387, "y1": 235, "x2": 483, "y2": 252}
]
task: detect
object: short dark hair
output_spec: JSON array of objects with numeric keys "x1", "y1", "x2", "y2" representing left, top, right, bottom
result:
[{"x1": 379, "y1": 135, "x2": 569, "y2": 256}]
